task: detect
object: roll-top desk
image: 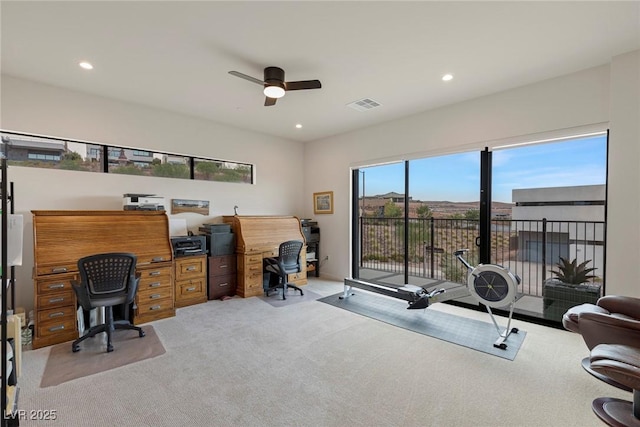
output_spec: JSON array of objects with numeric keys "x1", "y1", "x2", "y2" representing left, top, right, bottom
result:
[
  {"x1": 222, "y1": 215, "x2": 307, "y2": 298},
  {"x1": 32, "y1": 210, "x2": 175, "y2": 349}
]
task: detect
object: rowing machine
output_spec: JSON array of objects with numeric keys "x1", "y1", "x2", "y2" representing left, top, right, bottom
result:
[{"x1": 342, "y1": 249, "x2": 521, "y2": 349}]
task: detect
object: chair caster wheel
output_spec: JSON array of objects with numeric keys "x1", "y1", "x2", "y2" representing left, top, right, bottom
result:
[
  {"x1": 494, "y1": 343, "x2": 508, "y2": 350},
  {"x1": 72, "y1": 345, "x2": 80, "y2": 353},
  {"x1": 107, "y1": 345, "x2": 114, "y2": 352},
  {"x1": 511, "y1": 328, "x2": 519, "y2": 334},
  {"x1": 139, "y1": 330, "x2": 146, "y2": 338}
]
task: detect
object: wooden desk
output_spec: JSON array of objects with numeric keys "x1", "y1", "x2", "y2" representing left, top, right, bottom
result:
[
  {"x1": 31, "y1": 210, "x2": 175, "y2": 349},
  {"x1": 222, "y1": 215, "x2": 307, "y2": 298}
]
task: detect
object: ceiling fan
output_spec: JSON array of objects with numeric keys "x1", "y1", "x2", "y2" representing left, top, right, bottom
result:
[{"x1": 228, "y1": 66, "x2": 322, "y2": 106}]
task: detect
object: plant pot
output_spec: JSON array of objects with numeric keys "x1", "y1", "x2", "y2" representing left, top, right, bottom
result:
[{"x1": 542, "y1": 279, "x2": 602, "y2": 322}]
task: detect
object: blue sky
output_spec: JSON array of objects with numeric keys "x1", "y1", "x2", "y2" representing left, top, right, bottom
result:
[{"x1": 360, "y1": 135, "x2": 607, "y2": 203}]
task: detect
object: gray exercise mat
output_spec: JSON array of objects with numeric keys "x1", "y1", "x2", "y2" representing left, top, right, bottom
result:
[{"x1": 318, "y1": 291, "x2": 526, "y2": 360}]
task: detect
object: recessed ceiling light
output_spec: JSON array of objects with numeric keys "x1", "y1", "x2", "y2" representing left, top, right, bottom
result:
[
  {"x1": 295, "y1": 124, "x2": 303, "y2": 129},
  {"x1": 442, "y1": 74, "x2": 453, "y2": 82},
  {"x1": 79, "y1": 61, "x2": 94, "y2": 70}
]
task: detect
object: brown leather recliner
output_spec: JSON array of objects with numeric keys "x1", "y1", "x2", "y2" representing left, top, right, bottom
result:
[
  {"x1": 563, "y1": 295, "x2": 640, "y2": 391},
  {"x1": 590, "y1": 344, "x2": 640, "y2": 426}
]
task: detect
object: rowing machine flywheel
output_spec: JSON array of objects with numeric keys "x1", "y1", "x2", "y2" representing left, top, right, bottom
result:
[{"x1": 467, "y1": 264, "x2": 519, "y2": 308}]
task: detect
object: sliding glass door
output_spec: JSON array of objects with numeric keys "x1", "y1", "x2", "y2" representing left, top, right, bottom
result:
[{"x1": 351, "y1": 132, "x2": 608, "y2": 324}]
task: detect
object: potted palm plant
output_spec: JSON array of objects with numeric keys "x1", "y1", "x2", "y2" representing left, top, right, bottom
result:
[{"x1": 542, "y1": 257, "x2": 602, "y2": 322}]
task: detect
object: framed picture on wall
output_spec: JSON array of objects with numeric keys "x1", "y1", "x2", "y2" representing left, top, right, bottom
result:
[{"x1": 313, "y1": 191, "x2": 333, "y2": 214}]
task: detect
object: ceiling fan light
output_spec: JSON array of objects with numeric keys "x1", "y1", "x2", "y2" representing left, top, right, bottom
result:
[{"x1": 264, "y1": 85, "x2": 285, "y2": 99}]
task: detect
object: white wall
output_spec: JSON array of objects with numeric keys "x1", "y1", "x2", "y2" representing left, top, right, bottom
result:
[
  {"x1": 1, "y1": 75, "x2": 305, "y2": 311},
  {"x1": 2, "y1": 50, "x2": 638, "y2": 312},
  {"x1": 304, "y1": 51, "x2": 640, "y2": 300},
  {"x1": 606, "y1": 50, "x2": 640, "y2": 296}
]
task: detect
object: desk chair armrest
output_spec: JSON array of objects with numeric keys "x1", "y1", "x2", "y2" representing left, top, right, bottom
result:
[
  {"x1": 264, "y1": 257, "x2": 279, "y2": 267},
  {"x1": 126, "y1": 273, "x2": 141, "y2": 309},
  {"x1": 597, "y1": 295, "x2": 640, "y2": 318},
  {"x1": 72, "y1": 281, "x2": 93, "y2": 311},
  {"x1": 579, "y1": 311, "x2": 640, "y2": 350}
]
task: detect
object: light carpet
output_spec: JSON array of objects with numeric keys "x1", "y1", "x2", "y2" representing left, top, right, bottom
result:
[
  {"x1": 258, "y1": 289, "x2": 322, "y2": 307},
  {"x1": 319, "y1": 290, "x2": 526, "y2": 360},
  {"x1": 18, "y1": 279, "x2": 630, "y2": 427},
  {"x1": 39, "y1": 325, "x2": 165, "y2": 388}
]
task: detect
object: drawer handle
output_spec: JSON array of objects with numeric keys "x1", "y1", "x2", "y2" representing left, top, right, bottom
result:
[
  {"x1": 149, "y1": 271, "x2": 162, "y2": 276},
  {"x1": 48, "y1": 311, "x2": 65, "y2": 318},
  {"x1": 219, "y1": 282, "x2": 228, "y2": 287},
  {"x1": 152, "y1": 257, "x2": 164, "y2": 262},
  {"x1": 51, "y1": 267, "x2": 68, "y2": 273},
  {"x1": 149, "y1": 282, "x2": 162, "y2": 288},
  {"x1": 48, "y1": 283, "x2": 65, "y2": 289},
  {"x1": 48, "y1": 297, "x2": 65, "y2": 303},
  {"x1": 186, "y1": 266, "x2": 196, "y2": 271},
  {"x1": 186, "y1": 287, "x2": 196, "y2": 292},
  {"x1": 150, "y1": 294, "x2": 162, "y2": 299},
  {"x1": 219, "y1": 265, "x2": 227, "y2": 269},
  {"x1": 48, "y1": 325, "x2": 65, "y2": 332},
  {"x1": 150, "y1": 305, "x2": 161, "y2": 311}
]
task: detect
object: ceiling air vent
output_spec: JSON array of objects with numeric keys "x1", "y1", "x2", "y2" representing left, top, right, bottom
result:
[{"x1": 347, "y1": 98, "x2": 382, "y2": 112}]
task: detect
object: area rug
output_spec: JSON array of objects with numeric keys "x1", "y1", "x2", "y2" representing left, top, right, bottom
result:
[
  {"x1": 40, "y1": 325, "x2": 165, "y2": 388},
  {"x1": 318, "y1": 291, "x2": 526, "y2": 360},
  {"x1": 258, "y1": 290, "x2": 322, "y2": 308}
]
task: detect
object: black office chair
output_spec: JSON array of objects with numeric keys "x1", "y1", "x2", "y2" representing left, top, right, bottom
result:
[
  {"x1": 264, "y1": 240, "x2": 304, "y2": 300},
  {"x1": 71, "y1": 253, "x2": 145, "y2": 353}
]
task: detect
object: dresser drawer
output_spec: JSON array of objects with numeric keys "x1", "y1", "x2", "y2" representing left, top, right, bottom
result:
[
  {"x1": 36, "y1": 274, "x2": 77, "y2": 295},
  {"x1": 35, "y1": 262, "x2": 77, "y2": 277},
  {"x1": 137, "y1": 276, "x2": 172, "y2": 292},
  {"x1": 137, "y1": 285, "x2": 173, "y2": 303},
  {"x1": 37, "y1": 289, "x2": 75, "y2": 310},
  {"x1": 175, "y1": 277, "x2": 206, "y2": 300},
  {"x1": 245, "y1": 262, "x2": 263, "y2": 275},
  {"x1": 209, "y1": 255, "x2": 237, "y2": 275},
  {"x1": 175, "y1": 256, "x2": 206, "y2": 280},
  {"x1": 208, "y1": 273, "x2": 236, "y2": 299},
  {"x1": 136, "y1": 296, "x2": 174, "y2": 315},
  {"x1": 138, "y1": 266, "x2": 172, "y2": 281},
  {"x1": 37, "y1": 305, "x2": 77, "y2": 324},
  {"x1": 244, "y1": 253, "x2": 263, "y2": 264},
  {"x1": 288, "y1": 271, "x2": 307, "y2": 282},
  {"x1": 37, "y1": 316, "x2": 76, "y2": 338}
]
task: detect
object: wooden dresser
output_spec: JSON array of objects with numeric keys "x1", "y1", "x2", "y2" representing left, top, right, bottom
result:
[
  {"x1": 31, "y1": 210, "x2": 175, "y2": 349},
  {"x1": 174, "y1": 255, "x2": 207, "y2": 307},
  {"x1": 222, "y1": 215, "x2": 307, "y2": 298}
]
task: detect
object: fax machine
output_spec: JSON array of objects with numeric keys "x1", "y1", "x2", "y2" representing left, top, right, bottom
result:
[{"x1": 123, "y1": 194, "x2": 166, "y2": 211}]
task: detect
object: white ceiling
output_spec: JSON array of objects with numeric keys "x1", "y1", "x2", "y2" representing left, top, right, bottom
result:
[{"x1": 2, "y1": 1, "x2": 639, "y2": 143}]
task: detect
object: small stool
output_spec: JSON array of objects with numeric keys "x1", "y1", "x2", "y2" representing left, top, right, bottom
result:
[{"x1": 590, "y1": 344, "x2": 640, "y2": 426}]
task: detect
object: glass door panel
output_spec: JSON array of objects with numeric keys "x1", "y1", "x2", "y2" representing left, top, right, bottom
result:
[
  {"x1": 356, "y1": 162, "x2": 406, "y2": 286},
  {"x1": 408, "y1": 152, "x2": 480, "y2": 303},
  {"x1": 491, "y1": 134, "x2": 608, "y2": 321}
]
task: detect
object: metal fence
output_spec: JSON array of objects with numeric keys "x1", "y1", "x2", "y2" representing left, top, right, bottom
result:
[{"x1": 359, "y1": 217, "x2": 605, "y2": 297}]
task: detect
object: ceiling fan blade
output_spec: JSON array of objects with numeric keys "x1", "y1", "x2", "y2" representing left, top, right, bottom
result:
[
  {"x1": 229, "y1": 71, "x2": 264, "y2": 86},
  {"x1": 284, "y1": 80, "x2": 322, "y2": 91},
  {"x1": 264, "y1": 96, "x2": 277, "y2": 107}
]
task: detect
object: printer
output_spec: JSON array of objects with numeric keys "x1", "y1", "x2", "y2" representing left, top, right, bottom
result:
[
  {"x1": 123, "y1": 193, "x2": 166, "y2": 211},
  {"x1": 170, "y1": 235, "x2": 207, "y2": 257}
]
